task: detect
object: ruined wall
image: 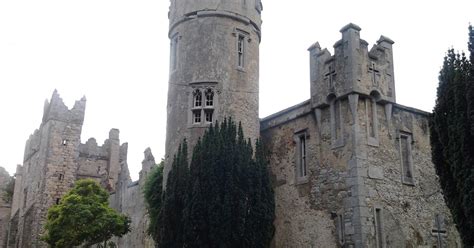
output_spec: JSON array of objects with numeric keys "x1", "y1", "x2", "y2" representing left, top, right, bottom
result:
[
  {"x1": 7, "y1": 91, "x2": 127, "y2": 247},
  {"x1": 0, "y1": 167, "x2": 12, "y2": 247},
  {"x1": 111, "y1": 148, "x2": 156, "y2": 248}
]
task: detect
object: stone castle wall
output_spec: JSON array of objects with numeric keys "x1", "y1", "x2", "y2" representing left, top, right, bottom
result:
[
  {"x1": 110, "y1": 148, "x2": 156, "y2": 248},
  {"x1": 261, "y1": 97, "x2": 460, "y2": 247},
  {"x1": 7, "y1": 91, "x2": 126, "y2": 247},
  {"x1": 0, "y1": 167, "x2": 12, "y2": 247}
]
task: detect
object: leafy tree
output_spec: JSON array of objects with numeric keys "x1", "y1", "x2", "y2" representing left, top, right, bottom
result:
[
  {"x1": 42, "y1": 179, "x2": 131, "y2": 248},
  {"x1": 143, "y1": 161, "x2": 164, "y2": 244},
  {"x1": 2, "y1": 176, "x2": 15, "y2": 204},
  {"x1": 430, "y1": 25, "x2": 474, "y2": 247}
]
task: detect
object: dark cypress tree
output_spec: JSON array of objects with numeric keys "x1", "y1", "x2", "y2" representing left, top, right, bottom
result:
[
  {"x1": 430, "y1": 26, "x2": 474, "y2": 247},
  {"x1": 160, "y1": 141, "x2": 190, "y2": 248},
  {"x1": 182, "y1": 118, "x2": 275, "y2": 248}
]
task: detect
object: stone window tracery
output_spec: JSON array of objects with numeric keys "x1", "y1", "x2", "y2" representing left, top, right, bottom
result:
[
  {"x1": 192, "y1": 87, "x2": 216, "y2": 125},
  {"x1": 205, "y1": 88, "x2": 214, "y2": 107},
  {"x1": 194, "y1": 89, "x2": 202, "y2": 107}
]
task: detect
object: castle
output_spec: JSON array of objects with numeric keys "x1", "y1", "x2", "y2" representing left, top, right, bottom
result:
[{"x1": 2, "y1": 0, "x2": 462, "y2": 247}]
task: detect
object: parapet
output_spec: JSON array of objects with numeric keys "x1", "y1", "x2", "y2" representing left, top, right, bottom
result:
[
  {"x1": 42, "y1": 90, "x2": 86, "y2": 125},
  {"x1": 169, "y1": 0, "x2": 262, "y2": 39},
  {"x1": 309, "y1": 23, "x2": 396, "y2": 108}
]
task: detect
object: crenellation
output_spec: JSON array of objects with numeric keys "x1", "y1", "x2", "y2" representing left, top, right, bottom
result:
[
  {"x1": 261, "y1": 23, "x2": 460, "y2": 248},
  {"x1": 311, "y1": 24, "x2": 397, "y2": 111}
]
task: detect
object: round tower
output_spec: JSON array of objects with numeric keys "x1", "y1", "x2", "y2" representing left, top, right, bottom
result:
[{"x1": 164, "y1": 0, "x2": 263, "y2": 179}]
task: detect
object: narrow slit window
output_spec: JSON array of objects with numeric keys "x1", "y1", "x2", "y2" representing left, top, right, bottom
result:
[
  {"x1": 400, "y1": 133, "x2": 414, "y2": 184},
  {"x1": 375, "y1": 208, "x2": 384, "y2": 248},
  {"x1": 58, "y1": 173, "x2": 64, "y2": 181},
  {"x1": 56, "y1": 198, "x2": 60, "y2": 205},
  {"x1": 62, "y1": 139, "x2": 68, "y2": 146},
  {"x1": 237, "y1": 35, "x2": 245, "y2": 68},
  {"x1": 170, "y1": 36, "x2": 178, "y2": 71},
  {"x1": 299, "y1": 135, "x2": 307, "y2": 177},
  {"x1": 334, "y1": 100, "x2": 341, "y2": 140},
  {"x1": 337, "y1": 214, "x2": 345, "y2": 245},
  {"x1": 367, "y1": 99, "x2": 375, "y2": 137}
]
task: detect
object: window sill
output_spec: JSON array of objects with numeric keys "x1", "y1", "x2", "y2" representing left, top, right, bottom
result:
[
  {"x1": 295, "y1": 176, "x2": 309, "y2": 185},
  {"x1": 236, "y1": 67, "x2": 246, "y2": 73},
  {"x1": 331, "y1": 139, "x2": 345, "y2": 149},
  {"x1": 401, "y1": 179, "x2": 415, "y2": 186}
]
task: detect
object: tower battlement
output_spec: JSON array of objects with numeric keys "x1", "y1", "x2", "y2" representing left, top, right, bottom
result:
[
  {"x1": 169, "y1": 0, "x2": 262, "y2": 39},
  {"x1": 309, "y1": 23, "x2": 396, "y2": 108},
  {"x1": 42, "y1": 90, "x2": 86, "y2": 125}
]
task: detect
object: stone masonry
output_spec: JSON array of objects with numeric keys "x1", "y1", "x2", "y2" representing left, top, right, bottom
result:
[
  {"x1": 260, "y1": 23, "x2": 460, "y2": 247},
  {"x1": 164, "y1": 0, "x2": 263, "y2": 184},
  {"x1": 0, "y1": 167, "x2": 12, "y2": 247},
  {"x1": 3, "y1": 1, "x2": 463, "y2": 247},
  {"x1": 6, "y1": 91, "x2": 128, "y2": 247}
]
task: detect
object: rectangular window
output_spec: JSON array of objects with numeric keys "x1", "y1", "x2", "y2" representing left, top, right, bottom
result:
[
  {"x1": 400, "y1": 133, "x2": 414, "y2": 184},
  {"x1": 237, "y1": 35, "x2": 245, "y2": 68},
  {"x1": 205, "y1": 111, "x2": 213, "y2": 123},
  {"x1": 375, "y1": 208, "x2": 384, "y2": 248},
  {"x1": 58, "y1": 173, "x2": 64, "y2": 181},
  {"x1": 367, "y1": 99, "x2": 375, "y2": 137},
  {"x1": 56, "y1": 198, "x2": 60, "y2": 205},
  {"x1": 193, "y1": 111, "x2": 201, "y2": 124},
  {"x1": 330, "y1": 98, "x2": 344, "y2": 149},
  {"x1": 170, "y1": 36, "x2": 178, "y2": 71},
  {"x1": 366, "y1": 97, "x2": 379, "y2": 146},
  {"x1": 334, "y1": 100, "x2": 341, "y2": 139},
  {"x1": 299, "y1": 135, "x2": 307, "y2": 178},
  {"x1": 294, "y1": 131, "x2": 309, "y2": 183}
]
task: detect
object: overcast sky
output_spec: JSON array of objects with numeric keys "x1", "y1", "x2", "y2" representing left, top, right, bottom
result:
[{"x1": 0, "y1": 0, "x2": 472, "y2": 180}]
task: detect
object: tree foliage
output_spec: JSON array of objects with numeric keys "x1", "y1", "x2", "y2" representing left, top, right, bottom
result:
[
  {"x1": 150, "y1": 118, "x2": 275, "y2": 248},
  {"x1": 161, "y1": 141, "x2": 190, "y2": 247},
  {"x1": 430, "y1": 25, "x2": 474, "y2": 247},
  {"x1": 42, "y1": 179, "x2": 131, "y2": 248},
  {"x1": 2, "y1": 176, "x2": 15, "y2": 204},
  {"x1": 143, "y1": 161, "x2": 164, "y2": 243}
]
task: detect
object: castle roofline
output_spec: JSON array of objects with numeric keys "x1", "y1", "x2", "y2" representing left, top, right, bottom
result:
[{"x1": 260, "y1": 98, "x2": 431, "y2": 131}]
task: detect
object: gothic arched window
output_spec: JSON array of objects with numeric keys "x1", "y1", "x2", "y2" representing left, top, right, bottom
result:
[
  {"x1": 194, "y1": 89, "x2": 202, "y2": 107},
  {"x1": 205, "y1": 88, "x2": 214, "y2": 107},
  {"x1": 192, "y1": 87, "x2": 216, "y2": 124}
]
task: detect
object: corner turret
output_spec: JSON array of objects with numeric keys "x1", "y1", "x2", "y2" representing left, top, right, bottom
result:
[{"x1": 310, "y1": 23, "x2": 396, "y2": 108}]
